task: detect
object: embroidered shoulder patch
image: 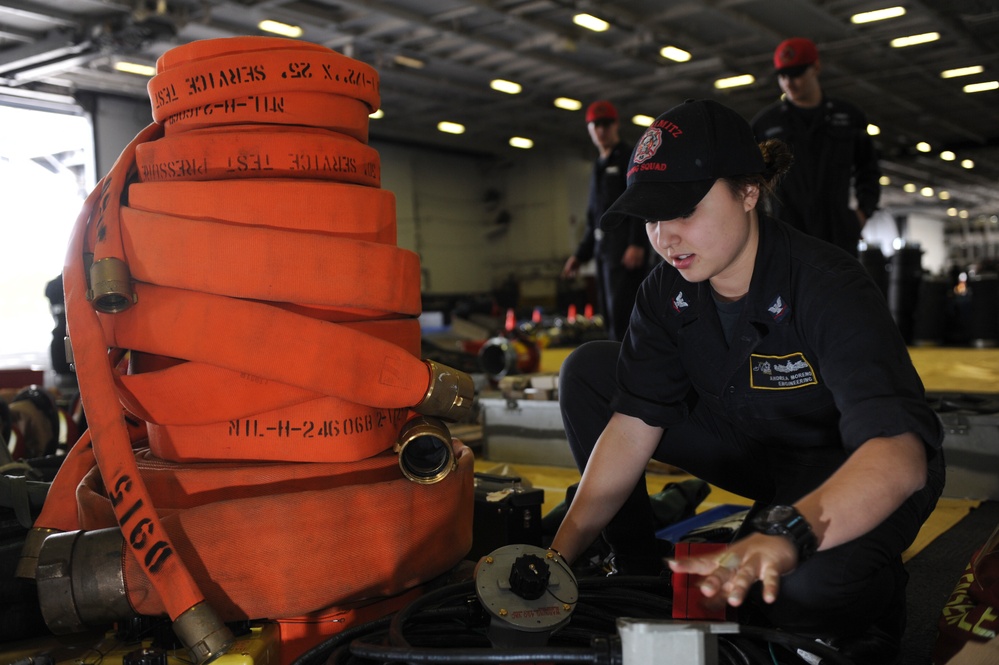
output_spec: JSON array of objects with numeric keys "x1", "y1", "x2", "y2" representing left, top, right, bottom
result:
[
  {"x1": 671, "y1": 290, "x2": 689, "y2": 313},
  {"x1": 767, "y1": 295, "x2": 789, "y2": 322},
  {"x1": 750, "y1": 353, "x2": 817, "y2": 390}
]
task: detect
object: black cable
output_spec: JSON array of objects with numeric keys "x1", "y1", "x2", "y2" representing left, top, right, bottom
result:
[
  {"x1": 388, "y1": 581, "x2": 476, "y2": 647},
  {"x1": 291, "y1": 615, "x2": 392, "y2": 665},
  {"x1": 738, "y1": 625, "x2": 856, "y2": 665},
  {"x1": 295, "y1": 572, "x2": 858, "y2": 665},
  {"x1": 350, "y1": 641, "x2": 603, "y2": 664}
]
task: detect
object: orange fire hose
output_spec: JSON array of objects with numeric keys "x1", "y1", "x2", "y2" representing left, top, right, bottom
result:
[{"x1": 21, "y1": 35, "x2": 475, "y2": 663}]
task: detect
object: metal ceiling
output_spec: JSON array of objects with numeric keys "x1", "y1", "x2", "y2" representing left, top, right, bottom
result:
[{"x1": 2, "y1": 0, "x2": 998, "y2": 221}]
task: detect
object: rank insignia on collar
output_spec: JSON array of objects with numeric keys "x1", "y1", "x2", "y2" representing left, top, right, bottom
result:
[
  {"x1": 672, "y1": 291, "x2": 689, "y2": 313},
  {"x1": 768, "y1": 295, "x2": 789, "y2": 322}
]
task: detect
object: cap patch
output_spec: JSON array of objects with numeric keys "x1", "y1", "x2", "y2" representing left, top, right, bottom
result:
[{"x1": 633, "y1": 128, "x2": 662, "y2": 165}]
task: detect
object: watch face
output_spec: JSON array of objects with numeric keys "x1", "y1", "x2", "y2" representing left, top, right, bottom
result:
[{"x1": 764, "y1": 505, "x2": 796, "y2": 523}]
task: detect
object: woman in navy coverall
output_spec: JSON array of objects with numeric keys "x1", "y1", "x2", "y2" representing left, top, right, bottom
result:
[{"x1": 550, "y1": 99, "x2": 945, "y2": 664}]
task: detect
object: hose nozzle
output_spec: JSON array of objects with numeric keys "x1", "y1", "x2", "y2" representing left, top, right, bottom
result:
[
  {"x1": 87, "y1": 257, "x2": 136, "y2": 313},
  {"x1": 414, "y1": 360, "x2": 474, "y2": 422},
  {"x1": 394, "y1": 415, "x2": 456, "y2": 484}
]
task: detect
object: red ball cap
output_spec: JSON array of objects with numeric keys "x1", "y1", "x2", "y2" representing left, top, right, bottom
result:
[
  {"x1": 773, "y1": 37, "x2": 819, "y2": 73},
  {"x1": 586, "y1": 100, "x2": 618, "y2": 124}
]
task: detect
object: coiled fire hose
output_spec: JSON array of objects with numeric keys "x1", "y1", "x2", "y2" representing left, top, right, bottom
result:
[{"x1": 18, "y1": 36, "x2": 475, "y2": 663}]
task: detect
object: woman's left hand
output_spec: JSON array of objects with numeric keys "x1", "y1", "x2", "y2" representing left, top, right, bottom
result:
[{"x1": 667, "y1": 533, "x2": 799, "y2": 607}]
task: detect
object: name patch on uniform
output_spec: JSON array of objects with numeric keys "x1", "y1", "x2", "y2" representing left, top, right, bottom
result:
[{"x1": 750, "y1": 353, "x2": 817, "y2": 390}]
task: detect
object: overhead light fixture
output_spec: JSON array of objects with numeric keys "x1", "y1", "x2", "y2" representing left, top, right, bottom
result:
[
  {"x1": 632, "y1": 114, "x2": 654, "y2": 127},
  {"x1": 554, "y1": 97, "x2": 582, "y2": 111},
  {"x1": 903, "y1": 183, "x2": 917, "y2": 193},
  {"x1": 947, "y1": 208, "x2": 958, "y2": 217},
  {"x1": 867, "y1": 123, "x2": 880, "y2": 136},
  {"x1": 939, "y1": 191, "x2": 951, "y2": 200},
  {"x1": 509, "y1": 137, "x2": 533, "y2": 149},
  {"x1": 438, "y1": 121, "x2": 465, "y2": 135},
  {"x1": 714, "y1": 74, "x2": 755, "y2": 89},
  {"x1": 916, "y1": 142, "x2": 931, "y2": 153},
  {"x1": 851, "y1": 6, "x2": 906, "y2": 24},
  {"x1": 941, "y1": 65, "x2": 984, "y2": 79},
  {"x1": 490, "y1": 79, "x2": 522, "y2": 94},
  {"x1": 879, "y1": 175, "x2": 891, "y2": 186},
  {"x1": 369, "y1": 109, "x2": 384, "y2": 119},
  {"x1": 920, "y1": 187, "x2": 934, "y2": 197},
  {"x1": 573, "y1": 13, "x2": 610, "y2": 32},
  {"x1": 394, "y1": 55, "x2": 425, "y2": 69},
  {"x1": 114, "y1": 61, "x2": 156, "y2": 77},
  {"x1": 890, "y1": 32, "x2": 939, "y2": 48},
  {"x1": 959, "y1": 210, "x2": 969, "y2": 219},
  {"x1": 964, "y1": 80, "x2": 999, "y2": 93},
  {"x1": 258, "y1": 19, "x2": 302, "y2": 38},
  {"x1": 962, "y1": 159, "x2": 975, "y2": 169},
  {"x1": 940, "y1": 151, "x2": 956, "y2": 161},
  {"x1": 659, "y1": 46, "x2": 691, "y2": 63}
]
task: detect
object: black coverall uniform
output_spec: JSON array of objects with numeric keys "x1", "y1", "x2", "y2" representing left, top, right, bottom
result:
[
  {"x1": 751, "y1": 97, "x2": 881, "y2": 257},
  {"x1": 572, "y1": 141, "x2": 650, "y2": 341},
  {"x1": 559, "y1": 216, "x2": 945, "y2": 641}
]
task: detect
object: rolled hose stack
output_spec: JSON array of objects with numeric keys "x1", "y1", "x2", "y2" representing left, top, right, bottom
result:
[{"x1": 19, "y1": 36, "x2": 475, "y2": 662}]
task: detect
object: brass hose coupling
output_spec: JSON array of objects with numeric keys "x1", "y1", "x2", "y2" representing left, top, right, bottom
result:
[
  {"x1": 394, "y1": 415, "x2": 456, "y2": 484},
  {"x1": 414, "y1": 359, "x2": 474, "y2": 422},
  {"x1": 87, "y1": 256, "x2": 136, "y2": 313}
]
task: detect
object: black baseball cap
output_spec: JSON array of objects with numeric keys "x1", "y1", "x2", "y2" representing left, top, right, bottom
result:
[{"x1": 600, "y1": 99, "x2": 765, "y2": 229}]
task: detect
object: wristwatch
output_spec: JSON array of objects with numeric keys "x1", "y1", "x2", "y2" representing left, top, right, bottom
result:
[{"x1": 751, "y1": 505, "x2": 818, "y2": 563}]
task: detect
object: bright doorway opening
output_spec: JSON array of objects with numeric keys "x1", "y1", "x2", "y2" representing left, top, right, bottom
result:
[{"x1": 0, "y1": 104, "x2": 94, "y2": 381}]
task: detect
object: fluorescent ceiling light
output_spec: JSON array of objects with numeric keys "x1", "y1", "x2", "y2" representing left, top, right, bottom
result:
[
  {"x1": 660, "y1": 46, "x2": 691, "y2": 62},
  {"x1": 258, "y1": 20, "x2": 302, "y2": 38},
  {"x1": 714, "y1": 74, "x2": 755, "y2": 89},
  {"x1": 964, "y1": 80, "x2": 999, "y2": 93},
  {"x1": 509, "y1": 137, "x2": 533, "y2": 149},
  {"x1": 554, "y1": 97, "x2": 582, "y2": 111},
  {"x1": 369, "y1": 109, "x2": 384, "y2": 119},
  {"x1": 941, "y1": 65, "x2": 984, "y2": 79},
  {"x1": 114, "y1": 61, "x2": 156, "y2": 77},
  {"x1": 867, "y1": 124, "x2": 880, "y2": 136},
  {"x1": 890, "y1": 32, "x2": 939, "y2": 48},
  {"x1": 940, "y1": 151, "x2": 956, "y2": 161},
  {"x1": 916, "y1": 142, "x2": 931, "y2": 153},
  {"x1": 851, "y1": 6, "x2": 905, "y2": 24},
  {"x1": 573, "y1": 13, "x2": 609, "y2": 32},
  {"x1": 394, "y1": 55, "x2": 425, "y2": 69},
  {"x1": 490, "y1": 79, "x2": 522, "y2": 94},
  {"x1": 438, "y1": 121, "x2": 465, "y2": 135},
  {"x1": 632, "y1": 114, "x2": 655, "y2": 127}
]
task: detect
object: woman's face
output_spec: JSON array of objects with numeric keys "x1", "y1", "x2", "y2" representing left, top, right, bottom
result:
[{"x1": 646, "y1": 180, "x2": 759, "y2": 297}]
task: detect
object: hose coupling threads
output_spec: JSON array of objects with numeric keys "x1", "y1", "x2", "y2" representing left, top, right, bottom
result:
[
  {"x1": 87, "y1": 257, "x2": 136, "y2": 313},
  {"x1": 173, "y1": 602, "x2": 235, "y2": 665},
  {"x1": 414, "y1": 359, "x2": 474, "y2": 422},
  {"x1": 394, "y1": 415, "x2": 456, "y2": 484}
]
